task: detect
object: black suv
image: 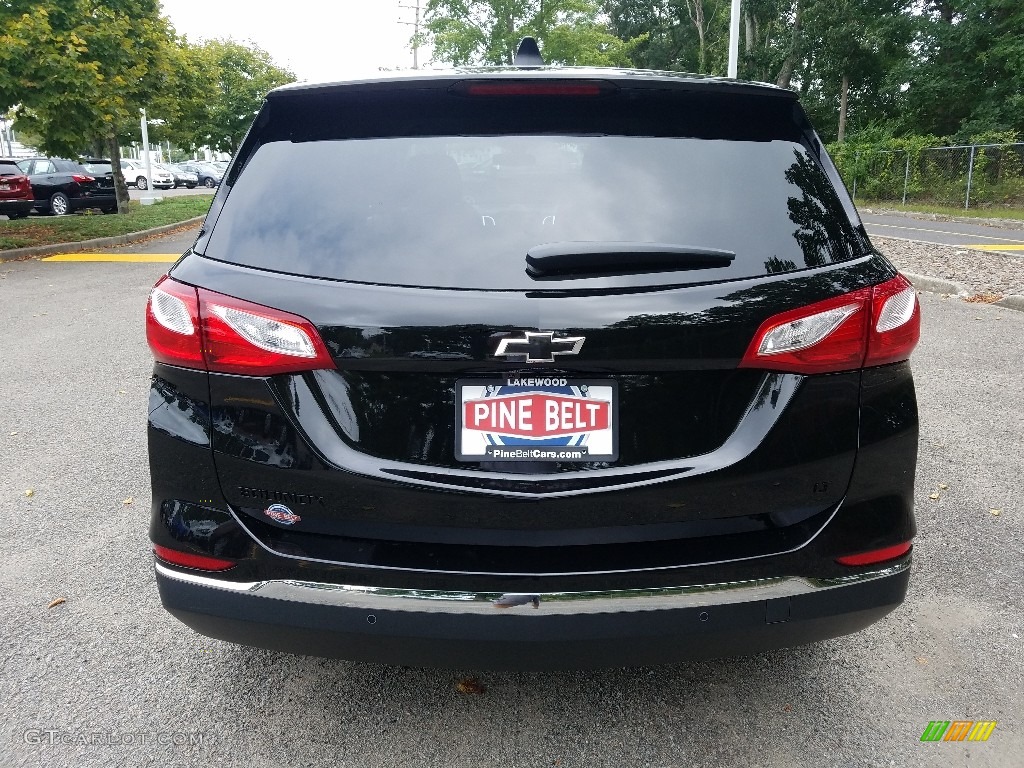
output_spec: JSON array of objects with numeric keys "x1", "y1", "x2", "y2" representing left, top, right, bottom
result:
[
  {"x1": 18, "y1": 156, "x2": 116, "y2": 215},
  {"x1": 146, "y1": 51, "x2": 920, "y2": 670}
]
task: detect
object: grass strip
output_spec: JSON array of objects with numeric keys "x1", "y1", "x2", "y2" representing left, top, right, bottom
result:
[{"x1": 0, "y1": 196, "x2": 212, "y2": 251}]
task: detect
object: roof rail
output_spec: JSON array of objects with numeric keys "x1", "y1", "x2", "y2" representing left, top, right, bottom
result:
[{"x1": 514, "y1": 37, "x2": 544, "y2": 67}]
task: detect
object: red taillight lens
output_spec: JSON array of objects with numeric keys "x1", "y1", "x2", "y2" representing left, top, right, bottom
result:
[
  {"x1": 146, "y1": 276, "x2": 335, "y2": 375},
  {"x1": 452, "y1": 80, "x2": 611, "y2": 97},
  {"x1": 865, "y1": 275, "x2": 921, "y2": 367},
  {"x1": 465, "y1": 83, "x2": 603, "y2": 96},
  {"x1": 836, "y1": 541, "x2": 912, "y2": 566},
  {"x1": 739, "y1": 275, "x2": 920, "y2": 375},
  {"x1": 71, "y1": 174, "x2": 94, "y2": 183},
  {"x1": 153, "y1": 545, "x2": 236, "y2": 571},
  {"x1": 147, "y1": 275, "x2": 205, "y2": 368},
  {"x1": 197, "y1": 288, "x2": 335, "y2": 375}
]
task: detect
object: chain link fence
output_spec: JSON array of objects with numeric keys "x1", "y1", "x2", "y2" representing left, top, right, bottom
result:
[{"x1": 835, "y1": 142, "x2": 1024, "y2": 209}]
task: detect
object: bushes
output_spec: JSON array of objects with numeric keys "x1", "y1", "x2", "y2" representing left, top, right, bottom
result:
[{"x1": 827, "y1": 132, "x2": 1024, "y2": 208}]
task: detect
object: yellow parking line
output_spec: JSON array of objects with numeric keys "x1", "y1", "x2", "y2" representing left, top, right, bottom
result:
[
  {"x1": 41, "y1": 253, "x2": 180, "y2": 262},
  {"x1": 963, "y1": 244, "x2": 1024, "y2": 251}
]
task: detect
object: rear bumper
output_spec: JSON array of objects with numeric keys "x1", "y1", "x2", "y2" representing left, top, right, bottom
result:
[
  {"x1": 155, "y1": 558, "x2": 910, "y2": 670},
  {"x1": 0, "y1": 199, "x2": 34, "y2": 215}
]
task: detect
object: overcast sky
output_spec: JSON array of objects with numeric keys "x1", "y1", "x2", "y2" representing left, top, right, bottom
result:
[{"x1": 159, "y1": 0, "x2": 432, "y2": 82}]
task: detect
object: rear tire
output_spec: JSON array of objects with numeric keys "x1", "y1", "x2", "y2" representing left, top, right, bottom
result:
[
  {"x1": 49, "y1": 192, "x2": 71, "y2": 216},
  {"x1": 136, "y1": 176, "x2": 148, "y2": 190},
  {"x1": 7, "y1": 211, "x2": 29, "y2": 220},
  {"x1": 102, "y1": 207, "x2": 117, "y2": 214},
  {"x1": 203, "y1": 177, "x2": 215, "y2": 188}
]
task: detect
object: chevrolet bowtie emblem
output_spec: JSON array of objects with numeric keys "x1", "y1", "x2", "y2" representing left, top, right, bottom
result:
[{"x1": 492, "y1": 331, "x2": 585, "y2": 363}]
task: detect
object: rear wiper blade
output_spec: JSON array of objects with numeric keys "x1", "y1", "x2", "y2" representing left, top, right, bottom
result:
[{"x1": 525, "y1": 242, "x2": 735, "y2": 280}]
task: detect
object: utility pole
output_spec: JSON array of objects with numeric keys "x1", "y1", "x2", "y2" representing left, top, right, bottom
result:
[{"x1": 398, "y1": 0, "x2": 422, "y2": 69}]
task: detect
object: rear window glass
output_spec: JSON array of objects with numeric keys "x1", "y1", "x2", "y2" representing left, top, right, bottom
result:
[{"x1": 203, "y1": 89, "x2": 863, "y2": 290}]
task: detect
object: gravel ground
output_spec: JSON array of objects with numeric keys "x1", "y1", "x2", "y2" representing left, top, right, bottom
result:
[{"x1": 875, "y1": 236, "x2": 1024, "y2": 297}]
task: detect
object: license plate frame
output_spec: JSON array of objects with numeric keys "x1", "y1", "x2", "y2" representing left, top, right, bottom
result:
[{"x1": 456, "y1": 377, "x2": 618, "y2": 462}]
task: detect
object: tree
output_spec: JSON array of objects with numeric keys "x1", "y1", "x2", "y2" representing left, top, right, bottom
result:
[
  {"x1": 793, "y1": 0, "x2": 912, "y2": 142},
  {"x1": 606, "y1": 0, "x2": 731, "y2": 73},
  {"x1": 902, "y1": 0, "x2": 1024, "y2": 139},
  {"x1": 0, "y1": 0, "x2": 182, "y2": 212},
  {"x1": 425, "y1": 0, "x2": 638, "y2": 66},
  {"x1": 171, "y1": 39, "x2": 295, "y2": 155}
]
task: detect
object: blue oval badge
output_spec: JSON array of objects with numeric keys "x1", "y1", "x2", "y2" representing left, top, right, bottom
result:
[{"x1": 264, "y1": 503, "x2": 301, "y2": 525}]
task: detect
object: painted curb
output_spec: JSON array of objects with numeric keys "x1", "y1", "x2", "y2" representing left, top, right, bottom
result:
[
  {"x1": 994, "y1": 295, "x2": 1024, "y2": 312},
  {"x1": 901, "y1": 271, "x2": 1024, "y2": 312},
  {"x1": 902, "y1": 271, "x2": 968, "y2": 297},
  {"x1": 0, "y1": 215, "x2": 204, "y2": 262}
]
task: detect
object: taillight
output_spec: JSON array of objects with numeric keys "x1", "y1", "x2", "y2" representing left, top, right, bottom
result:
[
  {"x1": 836, "y1": 541, "x2": 912, "y2": 567},
  {"x1": 739, "y1": 275, "x2": 920, "y2": 374},
  {"x1": 147, "y1": 276, "x2": 204, "y2": 368},
  {"x1": 865, "y1": 276, "x2": 921, "y2": 367},
  {"x1": 154, "y1": 545, "x2": 236, "y2": 572},
  {"x1": 146, "y1": 276, "x2": 335, "y2": 375},
  {"x1": 71, "y1": 174, "x2": 94, "y2": 183},
  {"x1": 198, "y1": 288, "x2": 335, "y2": 375}
]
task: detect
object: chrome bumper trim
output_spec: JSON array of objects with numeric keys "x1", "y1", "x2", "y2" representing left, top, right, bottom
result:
[{"x1": 155, "y1": 559, "x2": 909, "y2": 615}]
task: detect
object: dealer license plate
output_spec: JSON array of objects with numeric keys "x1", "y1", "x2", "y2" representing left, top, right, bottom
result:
[{"x1": 456, "y1": 377, "x2": 617, "y2": 462}]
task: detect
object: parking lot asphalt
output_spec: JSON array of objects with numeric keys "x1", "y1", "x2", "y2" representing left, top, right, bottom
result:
[
  {"x1": 0, "y1": 239, "x2": 1021, "y2": 768},
  {"x1": 862, "y1": 212, "x2": 1024, "y2": 255}
]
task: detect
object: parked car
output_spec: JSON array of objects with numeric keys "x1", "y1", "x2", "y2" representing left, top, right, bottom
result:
[
  {"x1": 160, "y1": 163, "x2": 198, "y2": 188},
  {"x1": 0, "y1": 157, "x2": 35, "y2": 219},
  {"x1": 17, "y1": 156, "x2": 116, "y2": 215},
  {"x1": 174, "y1": 161, "x2": 221, "y2": 188},
  {"x1": 146, "y1": 41, "x2": 921, "y2": 670},
  {"x1": 119, "y1": 158, "x2": 174, "y2": 190}
]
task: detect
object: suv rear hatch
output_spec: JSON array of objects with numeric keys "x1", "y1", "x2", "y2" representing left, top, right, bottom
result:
[{"x1": 165, "y1": 73, "x2": 896, "y2": 570}]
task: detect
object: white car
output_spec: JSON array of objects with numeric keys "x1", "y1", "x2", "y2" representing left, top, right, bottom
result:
[{"x1": 119, "y1": 158, "x2": 174, "y2": 190}]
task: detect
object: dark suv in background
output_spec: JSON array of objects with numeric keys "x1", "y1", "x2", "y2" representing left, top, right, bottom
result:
[
  {"x1": 17, "y1": 156, "x2": 116, "y2": 215},
  {"x1": 147, "y1": 46, "x2": 920, "y2": 669}
]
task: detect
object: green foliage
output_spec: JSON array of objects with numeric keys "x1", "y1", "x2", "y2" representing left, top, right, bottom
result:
[
  {"x1": 829, "y1": 134, "x2": 1024, "y2": 209},
  {"x1": 175, "y1": 39, "x2": 295, "y2": 154},
  {"x1": 902, "y1": 0, "x2": 1024, "y2": 140},
  {"x1": 426, "y1": 0, "x2": 638, "y2": 66},
  {"x1": 0, "y1": 0, "x2": 178, "y2": 157},
  {"x1": 1, "y1": 4, "x2": 293, "y2": 166}
]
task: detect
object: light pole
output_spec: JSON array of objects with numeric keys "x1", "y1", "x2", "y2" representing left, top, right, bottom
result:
[
  {"x1": 140, "y1": 108, "x2": 153, "y2": 188},
  {"x1": 0, "y1": 117, "x2": 11, "y2": 156},
  {"x1": 728, "y1": 0, "x2": 741, "y2": 78}
]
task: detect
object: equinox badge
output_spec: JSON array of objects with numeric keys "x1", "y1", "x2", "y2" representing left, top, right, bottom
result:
[{"x1": 492, "y1": 331, "x2": 585, "y2": 363}]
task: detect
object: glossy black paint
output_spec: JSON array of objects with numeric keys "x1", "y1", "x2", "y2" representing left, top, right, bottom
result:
[{"x1": 148, "y1": 69, "x2": 920, "y2": 666}]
